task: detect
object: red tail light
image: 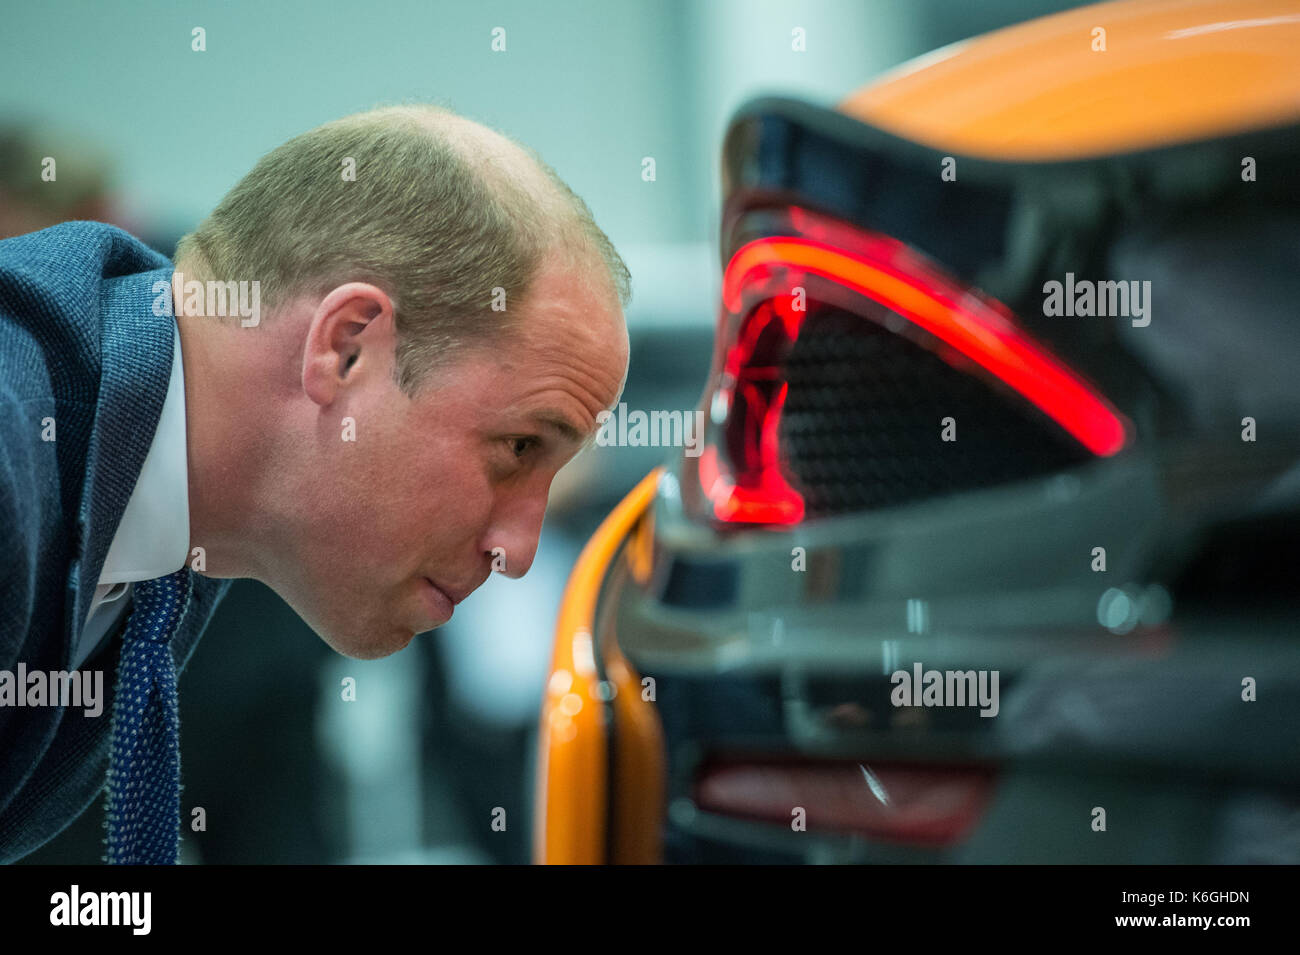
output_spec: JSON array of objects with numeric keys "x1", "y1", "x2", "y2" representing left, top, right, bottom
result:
[
  {"x1": 700, "y1": 207, "x2": 1130, "y2": 525},
  {"x1": 694, "y1": 756, "x2": 997, "y2": 846}
]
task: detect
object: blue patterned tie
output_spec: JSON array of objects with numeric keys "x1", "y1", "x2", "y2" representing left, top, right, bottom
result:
[{"x1": 105, "y1": 568, "x2": 192, "y2": 864}]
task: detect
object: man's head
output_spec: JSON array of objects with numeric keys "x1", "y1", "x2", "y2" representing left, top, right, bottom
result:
[{"x1": 173, "y1": 104, "x2": 630, "y2": 659}]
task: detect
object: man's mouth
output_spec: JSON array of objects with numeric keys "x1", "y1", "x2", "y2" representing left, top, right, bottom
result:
[
  {"x1": 418, "y1": 577, "x2": 456, "y2": 625},
  {"x1": 425, "y1": 578, "x2": 468, "y2": 605}
]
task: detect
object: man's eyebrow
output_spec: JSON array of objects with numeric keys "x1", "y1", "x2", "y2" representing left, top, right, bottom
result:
[{"x1": 530, "y1": 410, "x2": 590, "y2": 446}]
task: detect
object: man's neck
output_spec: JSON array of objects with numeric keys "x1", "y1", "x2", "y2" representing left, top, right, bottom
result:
[{"x1": 174, "y1": 278, "x2": 279, "y2": 584}]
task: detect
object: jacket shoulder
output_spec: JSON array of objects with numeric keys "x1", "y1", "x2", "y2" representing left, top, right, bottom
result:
[
  {"x1": 0, "y1": 381, "x2": 40, "y2": 657},
  {"x1": 0, "y1": 221, "x2": 171, "y2": 404}
]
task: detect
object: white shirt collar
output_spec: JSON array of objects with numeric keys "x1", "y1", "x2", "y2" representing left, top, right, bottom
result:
[{"x1": 98, "y1": 318, "x2": 190, "y2": 584}]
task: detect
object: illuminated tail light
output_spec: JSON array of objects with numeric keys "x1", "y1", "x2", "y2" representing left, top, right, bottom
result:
[
  {"x1": 694, "y1": 756, "x2": 997, "y2": 846},
  {"x1": 700, "y1": 207, "x2": 1130, "y2": 525}
]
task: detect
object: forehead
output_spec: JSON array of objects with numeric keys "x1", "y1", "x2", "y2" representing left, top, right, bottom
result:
[
  {"x1": 499, "y1": 301, "x2": 626, "y2": 423},
  {"x1": 420, "y1": 262, "x2": 628, "y2": 438}
]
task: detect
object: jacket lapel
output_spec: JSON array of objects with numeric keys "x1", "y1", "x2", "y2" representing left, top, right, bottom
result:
[{"x1": 63, "y1": 265, "x2": 177, "y2": 666}]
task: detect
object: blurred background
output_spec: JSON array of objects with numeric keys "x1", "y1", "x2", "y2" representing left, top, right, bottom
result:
[{"x1": 4, "y1": 0, "x2": 1085, "y2": 863}]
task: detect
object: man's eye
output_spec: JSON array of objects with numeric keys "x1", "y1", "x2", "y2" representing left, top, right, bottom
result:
[{"x1": 508, "y1": 437, "x2": 540, "y2": 459}]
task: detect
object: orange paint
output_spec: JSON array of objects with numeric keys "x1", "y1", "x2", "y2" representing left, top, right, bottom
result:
[
  {"x1": 534, "y1": 470, "x2": 663, "y2": 864},
  {"x1": 839, "y1": 0, "x2": 1300, "y2": 159}
]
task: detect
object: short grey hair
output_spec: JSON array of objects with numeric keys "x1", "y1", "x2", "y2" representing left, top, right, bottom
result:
[{"x1": 173, "y1": 103, "x2": 630, "y2": 395}]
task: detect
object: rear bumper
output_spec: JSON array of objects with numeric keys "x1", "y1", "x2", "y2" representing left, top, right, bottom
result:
[{"x1": 536, "y1": 458, "x2": 1300, "y2": 863}]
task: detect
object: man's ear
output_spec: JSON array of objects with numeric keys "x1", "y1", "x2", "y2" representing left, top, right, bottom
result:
[{"x1": 301, "y1": 283, "x2": 395, "y2": 406}]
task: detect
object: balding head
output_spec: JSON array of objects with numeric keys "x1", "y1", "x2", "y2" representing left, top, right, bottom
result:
[{"x1": 174, "y1": 101, "x2": 629, "y2": 395}]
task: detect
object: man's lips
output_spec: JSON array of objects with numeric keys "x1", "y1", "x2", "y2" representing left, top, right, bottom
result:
[
  {"x1": 424, "y1": 578, "x2": 468, "y2": 605},
  {"x1": 418, "y1": 577, "x2": 455, "y2": 625}
]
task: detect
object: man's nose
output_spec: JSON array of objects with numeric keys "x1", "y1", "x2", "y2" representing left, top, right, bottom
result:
[{"x1": 481, "y1": 487, "x2": 548, "y2": 579}]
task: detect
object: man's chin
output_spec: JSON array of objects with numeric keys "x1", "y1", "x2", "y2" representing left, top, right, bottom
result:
[
  {"x1": 279, "y1": 589, "x2": 424, "y2": 659},
  {"x1": 310, "y1": 618, "x2": 418, "y2": 660}
]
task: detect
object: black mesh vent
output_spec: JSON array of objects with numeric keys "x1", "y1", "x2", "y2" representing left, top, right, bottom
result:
[{"x1": 777, "y1": 307, "x2": 1090, "y2": 517}]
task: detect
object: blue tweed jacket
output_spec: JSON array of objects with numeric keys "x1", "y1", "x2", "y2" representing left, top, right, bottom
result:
[{"x1": 0, "y1": 221, "x2": 232, "y2": 863}]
